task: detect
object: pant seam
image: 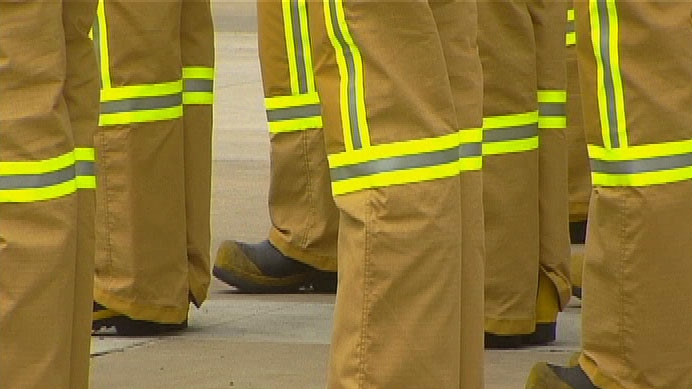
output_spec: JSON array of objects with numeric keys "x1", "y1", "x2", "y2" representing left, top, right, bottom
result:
[{"x1": 357, "y1": 191, "x2": 373, "y2": 389}]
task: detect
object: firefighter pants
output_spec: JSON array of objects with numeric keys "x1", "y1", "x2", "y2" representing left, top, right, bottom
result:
[
  {"x1": 307, "y1": 0, "x2": 485, "y2": 387},
  {"x1": 479, "y1": 0, "x2": 571, "y2": 335},
  {"x1": 92, "y1": 0, "x2": 214, "y2": 323},
  {"x1": 576, "y1": 1, "x2": 692, "y2": 387},
  {"x1": 258, "y1": 0, "x2": 339, "y2": 271},
  {"x1": 0, "y1": 0, "x2": 99, "y2": 387}
]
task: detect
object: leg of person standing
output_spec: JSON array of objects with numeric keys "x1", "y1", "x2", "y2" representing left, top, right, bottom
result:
[
  {"x1": 0, "y1": 0, "x2": 99, "y2": 386},
  {"x1": 92, "y1": 0, "x2": 215, "y2": 334},
  {"x1": 214, "y1": 0, "x2": 339, "y2": 294},
  {"x1": 527, "y1": 1, "x2": 692, "y2": 387},
  {"x1": 309, "y1": 0, "x2": 485, "y2": 387}
]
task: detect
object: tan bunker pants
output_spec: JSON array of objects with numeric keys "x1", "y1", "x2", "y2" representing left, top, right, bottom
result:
[
  {"x1": 576, "y1": 1, "x2": 692, "y2": 387},
  {"x1": 0, "y1": 0, "x2": 99, "y2": 387},
  {"x1": 258, "y1": 0, "x2": 339, "y2": 271},
  {"x1": 93, "y1": 0, "x2": 214, "y2": 323},
  {"x1": 479, "y1": 0, "x2": 571, "y2": 336},
  {"x1": 307, "y1": 0, "x2": 485, "y2": 387}
]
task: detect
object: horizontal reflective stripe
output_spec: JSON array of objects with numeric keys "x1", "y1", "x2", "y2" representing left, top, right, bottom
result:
[
  {"x1": 331, "y1": 157, "x2": 481, "y2": 196},
  {"x1": 589, "y1": 141, "x2": 692, "y2": 186},
  {"x1": 269, "y1": 117, "x2": 323, "y2": 134},
  {"x1": 329, "y1": 128, "x2": 482, "y2": 167},
  {"x1": 265, "y1": 92, "x2": 320, "y2": 110},
  {"x1": 331, "y1": 143, "x2": 481, "y2": 181},
  {"x1": 538, "y1": 103, "x2": 566, "y2": 117},
  {"x1": 484, "y1": 124, "x2": 538, "y2": 143},
  {"x1": 538, "y1": 90, "x2": 567, "y2": 103},
  {"x1": 266, "y1": 103, "x2": 321, "y2": 122},
  {"x1": 183, "y1": 92, "x2": 213, "y2": 105},
  {"x1": 329, "y1": 129, "x2": 482, "y2": 195},
  {"x1": 483, "y1": 137, "x2": 539, "y2": 156},
  {"x1": 0, "y1": 148, "x2": 94, "y2": 175},
  {"x1": 100, "y1": 94, "x2": 182, "y2": 114},
  {"x1": 184, "y1": 79, "x2": 213, "y2": 93},
  {"x1": 0, "y1": 150, "x2": 96, "y2": 203},
  {"x1": 568, "y1": 8, "x2": 575, "y2": 22},
  {"x1": 99, "y1": 106, "x2": 183, "y2": 126},
  {"x1": 483, "y1": 111, "x2": 538, "y2": 129},
  {"x1": 182, "y1": 66, "x2": 214, "y2": 79},
  {"x1": 539, "y1": 117, "x2": 567, "y2": 129},
  {"x1": 100, "y1": 80, "x2": 183, "y2": 102}
]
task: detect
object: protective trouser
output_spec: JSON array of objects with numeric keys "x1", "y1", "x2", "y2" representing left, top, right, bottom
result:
[
  {"x1": 92, "y1": 0, "x2": 214, "y2": 323},
  {"x1": 575, "y1": 1, "x2": 692, "y2": 387},
  {"x1": 566, "y1": 3, "x2": 591, "y2": 223},
  {"x1": 0, "y1": 0, "x2": 98, "y2": 387},
  {"x1": 258, "y1": 0, "x2": 338, "y2": 271},
  {"x1": 308, "y1": 0, "x2": 485, "y2": 387},
  {"x1": 479, "y1": 0, "x2": 571, "y2": 335}
]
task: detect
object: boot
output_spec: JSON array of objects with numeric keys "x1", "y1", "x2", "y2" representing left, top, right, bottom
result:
[{"x1": 526, "y1": 362, "x2": 599, "y2": 389}]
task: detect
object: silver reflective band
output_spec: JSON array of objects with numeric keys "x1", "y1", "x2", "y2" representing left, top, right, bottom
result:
[
  {"x1": 266, "y1": 104, "x2": 321, "y2": 122},
  {"x1": 483, "y1": 124, "x2": 538, "y2": 143},
  {"x1": 76, "y1": 161, "x2": 95, "y2": 177},
  {"x1": 101, "y1": 94, "x2": 183, "y2": 114},
  {"x1": 184, "y1": 79, "x2": 213, "y2": 93},
  {"x1": 330, "y1": 143, "x2": 482, "y2": 182},
  {"x1": 2, "y1": 167, "x2": 72, "y2": 190},
  {"x1": 566, "y1": 21, "x2": 575, "y2": 34},
  {"x1": 591, "y1": 153, "x2": 692, "y2": 175},
  {"x1": 538, "y1": 103, "x2": 566, "y2": 117}
]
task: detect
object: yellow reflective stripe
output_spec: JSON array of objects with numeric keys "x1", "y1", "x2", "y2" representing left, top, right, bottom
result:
[
  {"x1": 568, "y1": 8, "x2": 575, "y2": 21},
  {"x1": 265, "y1": 92, "x2": 320, "y2": 109},
  {"x1": 183, "y1": 92, "x2": 213, "y2": 105},
  {"x1": 100, "y1": 80, "x2": 183, "y2": 102},
  {"x1": 329, "y1": 129, "x2": 482, "y2": 195},
  {"x1": 0, "y1": 180, "x2": 78, "y2": 203},
  {"x1": 182, "y1": 66, "x2": 214, "y2": 80},
  {"x1": 588, "y1": 140, "x2": 692, "y2": 161},
  {"x1": 282, "y1": 0, "x2": 301, "y2": 94},
  {"x1": 99, "y1": 106, "x2": 183, "y2": 126},
  {"x1": 538, "y1": 90, "x2": 567, "y2": 103},
  {"x1": 324, "y1": 0, "x2": 370, "y2": 150},
  {"x1": 566, "y1": 33, "x2": 576, "y2": 46},
  {"x1": 96, "y1": 0, "x2": 111, "y2": 88},
  {"x1": 483, "y1": 137, "x2": 539, "y2": 156},
  {"x1": 539, "y1": 117, "x2": 567, "y2": 129},
  {"x1": 567, "y1": 8, "x2": 576, "y2": 46},
  {"x1": 483, "y1": 111, "x2": 538, "y2": 129},
  {"x1": 590, "y1": 0, "x2": 628, "y2": 148},
  {"x1": 0, "y1": 148, "x2": 93, "y2": 175},
  {"x1": 592, "y1": 168, "x2": 692, "y2": 187},
  {"x1": 269, "y1": 117, "x2": 323, "y2": 134},
  {"x1": 76, "y1": 176, "x2": 97, "y2": 189},
  {"x1": 296, "y1": 0, "x2": 316, "y2": 92}
]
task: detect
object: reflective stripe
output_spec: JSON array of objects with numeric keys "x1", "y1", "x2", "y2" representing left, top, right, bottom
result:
[
  {"x1": 566, "y1": 8, "x2": 576, "y2": 47},
  {"x1": 538, "y1": 90, "x2": 567, "y2": 129},
  {"x1": 590, "y1": 0, "x2": 627, "y2": 148},
  {"x1": 324, "y1": 0, "x2": 370, "y2": 150},
  {"x1": 329, "y1": 129, "x2": 482, "y2": 196},
  {"x1": 95, "y1": 0, "x2": 112, "y2": 88},
  {"x1": 282, "y1": 0, "x2": 315, "y2": 95},
  {"x1": 183, "y1": 66, "x2": 214, "y2": 105},
  {"x1": 589, "y1": 141, "x2": 692, "y2": 186},
  {"x1": 482, "y1": 111, "x2": 539, "y2": 155},
  {"x1": 99, "y1": 81, "x2": 184, "y2": 126},
  {"x1": 265, "y1": 93, "x2": 323, "y2": 134},
  {"x1": 0, "y1": 148, "x2": 96, "y2": 203}
]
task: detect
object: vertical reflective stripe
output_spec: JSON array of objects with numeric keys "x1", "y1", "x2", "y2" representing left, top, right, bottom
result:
[
  {"x1": 282, "y1": 0, "x2": 302, "y2": 94},
  {"x1": 183, "y1": 66, "x2": 214, "y2": 105},
  {"x1": 282, "y1": 0, "x2": 315, "y2": 95},
  {"x1": 566, "y1": 8, "x2": 576, "y2": 46},
  {"x1": 324, "y1": 0, "x2": 370, "y2": 150},
  {"x1": 95, "y1": 0, "x2": 111, "y2": 89},
  {"x1": 590, "y1": 0, "x2": 627, "y2": 149}
]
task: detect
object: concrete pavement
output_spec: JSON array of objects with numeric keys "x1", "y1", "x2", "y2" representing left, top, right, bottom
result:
[{"x1": 90, "y1": 4, "x2": 582, "y2": 388}]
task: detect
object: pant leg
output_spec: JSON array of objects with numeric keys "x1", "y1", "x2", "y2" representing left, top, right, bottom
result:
[
  {"x1": 63, "y1": 0, "x2": 100, "y2": 386},
  {"x1": 430, "y1": 0, "x2": 485, "y2": 386},
  {"x1": 0, "y1": 0, "x2": 98, "y2": 386},
  {"x1": 530, "y1": 0, "x2": 571, "y2": 310},
  {"x1": 258, "y1": 0, "x2": 338, "y2": 271},
  {"x1": 565, "y1": 3, "x2": 591, "y2": 223},
  {"x1": 180, "y1": 0, "x2": 215, "y2": 306},
  {"x1": 576, "y1": 1, "x2": 692, "y2": 387},
  {"x1": 478, "y1": 0, "x2": 541, "y2": 335},
  {"x1": 93, "y1": 0, "x2": 189, "y2": 323},
  {"x1": 309, "y1": 0, "x2": 482, "y2": 387}
]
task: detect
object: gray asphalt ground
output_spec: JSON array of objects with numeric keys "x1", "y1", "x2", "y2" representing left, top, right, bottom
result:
[{"x1": 90, "y1": 2, "x2": 582, "y2": 387}]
